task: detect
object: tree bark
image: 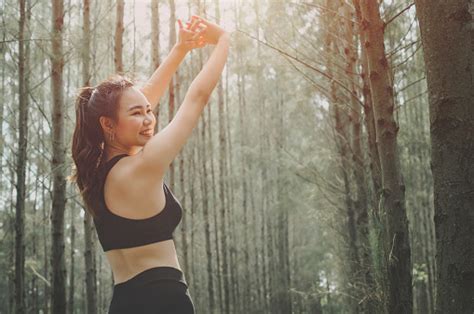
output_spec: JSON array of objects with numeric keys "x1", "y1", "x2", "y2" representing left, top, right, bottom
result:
[
  {"x1": 358, "y1": 1, "x2": 413, "y2": 312},
  {"x1": 199, "y1": 112, "x2": 215, "y2": 310},
  {"x1": 114, "y1": 0, "x2": 124, "y2": 73},
  {"x1": 414, "y1": 1, "x2": 474, "y2": 313},
  {"x1": 215, "y1": 2, "x2": 230, "y2": 311},
  {"x1": 0, "y1": 3, "x2": 6, "y2": 182},
  {"x1": 81, "y1": 1, "x2": 98, "y2": 312},
  {"x1": 15, "y1": 0, "x2": 30, "y2": 312},
  {"x1": 325, "y1": 2, "x2": 362, "y2": 311},
  {"x1": 168, "y1": 0, "x2": 176, "y2": 188},
  {"x1": 67, "y1": 205, "x2": 76, "y2": 314},
  {"x1": 353, "y1": 2, "x2": 385, "y2": 311},
  {"x1": 31, "y1": 176, "x2": 39, "y2": 313},
  {"x1": 342, "y1": 2, "x2": 378, "y2": 312},
  {"x1": 51, "y1": 0, "x2": 67, "y2": 312},
  {"x1": 276, "y1": 94, "x2": 292, "y2": 314},
  {"x1": 150, "y1": 0, "x2": 161, "y2": 115}
]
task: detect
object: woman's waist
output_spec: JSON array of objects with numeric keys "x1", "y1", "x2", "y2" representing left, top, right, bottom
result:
[{"x1": 107, "y1": 240, "x2": 181, "y2": 284}]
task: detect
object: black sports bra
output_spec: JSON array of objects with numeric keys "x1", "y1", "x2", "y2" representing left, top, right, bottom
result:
[{"x1": 93, "y1": 154, "x2": 183, "y2": 252}]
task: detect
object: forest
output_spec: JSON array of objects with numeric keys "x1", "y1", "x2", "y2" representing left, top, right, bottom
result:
[{"x1": 0, "y1": 0, "x2": 473, "y2": 313}]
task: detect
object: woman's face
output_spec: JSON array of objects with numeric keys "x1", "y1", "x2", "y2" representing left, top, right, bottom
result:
[{"x1": 111, "y1": 86, "x2": 156, "y2": 149}]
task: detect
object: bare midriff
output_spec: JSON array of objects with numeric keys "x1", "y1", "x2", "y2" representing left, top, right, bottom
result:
[{"x1": 105, "y1": 239, "x2": 182, "y2": 285}]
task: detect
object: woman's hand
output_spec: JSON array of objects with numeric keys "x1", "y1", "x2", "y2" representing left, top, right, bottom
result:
[
  {"x1": 176, "y1": 17, "x2": 207, "y2": 52},
  {"x1": 190, "y1": 15, "x2": 228, "y2": 45}
]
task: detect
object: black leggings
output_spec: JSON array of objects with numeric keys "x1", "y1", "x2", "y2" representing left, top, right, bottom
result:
[{"x1": 109, "y1": 266, "x2": 195, "y2": 314}]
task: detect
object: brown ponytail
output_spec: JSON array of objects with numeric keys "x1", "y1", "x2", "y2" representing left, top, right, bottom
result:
[{"x1": 69, "y1": 75, "x2": 134, "y2": 220}]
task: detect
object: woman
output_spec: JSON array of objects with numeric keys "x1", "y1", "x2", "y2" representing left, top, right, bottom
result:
[{"x1": 70, "y1": 15, "x2": 229, "y2": 313}]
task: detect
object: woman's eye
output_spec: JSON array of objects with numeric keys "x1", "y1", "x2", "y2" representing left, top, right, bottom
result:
[{"x1": 133, "y1": 112, "x2": 140, "y2": 115}]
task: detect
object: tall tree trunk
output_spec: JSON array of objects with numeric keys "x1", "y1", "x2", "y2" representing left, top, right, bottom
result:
[
  {"x1": 189, "y1": 144, "x2": 196, "y2": 291},
  {"x1": 227, "y1": 3, "x2": 240, "y2": 311},
  {"x1": 0, "y1": 2, "x2": 6, "y2": 181},
  {"x1": 67, "y1": 205, "x2": 76, "y2": 314},
  {"x1": 168, "y1": 0, "x2": 176, "y2": 188},
  {"x1": 341, "y1": 2, "x2": 377, "y2": 312},
  {"x1": 31, "y1": 177, "x2": 39, "y2": 313},
  {"x1": 84, "y1": 210, "x2": 98, "y2": 314},
  {"x1": 150, "y1": 0, "x2": 160, "y2": 70},
  {"x1": 150, "y1": 0, "x2": 161, "y2": 114},
  {"x1": 358, "y1": 1, "x2": 413, "y2": 312},
  {"x1": 252, "y1": 1, "x2": 269, "y2": 310},
  {"x1": 42, "y1": 134, "x2": 50, "y2": 313},
  {"x1": 82, "y1": 0, "x2": 98, "y2": 312},
  {"x1": 214, "y1": 1, "x2": 230, "y2": 311},
  {"x1": 15, "y1": 0, "x2": 30, "y2": 312},
  {"x1": 325, "y1": 2, "x2": 361, "y2": 311},
  {"x1": 179, "y1": 152, "x2": 190, "y2": 272},
  {"x1": 199, "y1": 113, "x2": 215, "y2": 311},
  {"x1": 276, "y1": 94, "x2": 292, "y2": 314},
  {"x1": 414, "y1": 1, "x2": 474, "y2": 313},
  {"x1": 236, "y1": 40, "x2": 251, "y2": 314},
  {"x1": 353, "y1": 2, "x2": 384, "y2": 311},
  {"x1": 203, "y1": 17, "x2": 221, "y2": 308},
  {"x1": 114, "y1": 0, "x2": 124, "y2": 73},
  {"x1": 217, "y1": 72, "x2": 229, "y2": 314},
  {"x1": 223, "y1": 66, "x2": 238, "y2": 309},
  {"x1": 131, "y1": 0, "x2": 137, "y2": 77},
  {"x1": 51, "y1": 0, "x2": 67, "y2": 312},
  {"x1": 8, "y1": 185, "x2": 15, "y2": 313},
  {"x1": 224, "y1": 59, "x2": 235, "y2": 313}
]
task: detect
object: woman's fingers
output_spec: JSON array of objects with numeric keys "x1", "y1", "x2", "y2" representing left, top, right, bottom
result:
[
  {"x1": 178, "y1": 18, "x2": 204, "y2": 36},
  {"x1": 179, "y1": 15, "x2": 210, "y2": 45},
  {"x1": 191, "y1": 26, "x2": 207, "y2": 39},
  {"x1": 183, "y1": 38, "x2": 206, "y2": 50},
  {"x1": 189, "y1": 16, "x2": 206, "y2": 31}
]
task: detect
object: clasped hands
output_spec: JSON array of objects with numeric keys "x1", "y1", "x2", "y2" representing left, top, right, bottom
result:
[{"x1": 176, "y1": 15, "x2": 227, "y2": 52}]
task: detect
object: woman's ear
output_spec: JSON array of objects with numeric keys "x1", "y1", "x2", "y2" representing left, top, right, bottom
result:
[{"x1": 99, "y1": 116, "x2": 115, "y2": 135}]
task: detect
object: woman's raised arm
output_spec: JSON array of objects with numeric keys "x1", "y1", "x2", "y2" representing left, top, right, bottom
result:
[
  {"x1": 139, "y1": 44, "x2": 188, "y2": 110},
  {"x1": 137, "y1": 19, "x2": 230, "y2": 179},
  {"x1": 140, "y1": 17, "x2": 206, "y2": 109}
]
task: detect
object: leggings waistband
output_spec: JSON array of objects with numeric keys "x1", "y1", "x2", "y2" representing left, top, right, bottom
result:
[{"x1": 114, "y1": 266, "x2": 187, "y2": 290}]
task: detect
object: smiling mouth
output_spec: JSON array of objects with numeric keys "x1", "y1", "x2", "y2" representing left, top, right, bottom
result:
[{"x1": 140, "y1": 128, "x2": 154, "y2": 136}]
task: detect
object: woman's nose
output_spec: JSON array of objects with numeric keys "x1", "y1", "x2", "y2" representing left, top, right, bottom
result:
[{"x1": 145, "y1": 114, "x2": 156, "y2": 125}]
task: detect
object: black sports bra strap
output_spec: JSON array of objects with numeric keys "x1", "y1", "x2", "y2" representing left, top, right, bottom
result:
[{"x1": 105, "y1": 154, "x2": 129, "y2": 169}]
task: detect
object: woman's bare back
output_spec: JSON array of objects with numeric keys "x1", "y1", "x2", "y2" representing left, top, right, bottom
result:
[{"x1": 102, "y1": 154, "x2": 182, "y2": 284}]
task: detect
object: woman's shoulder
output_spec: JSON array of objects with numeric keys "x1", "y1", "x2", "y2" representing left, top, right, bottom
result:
[
  {"x1": 103, "y1": 152, "x2": 167, "y2": 218},
  {"x1": 106, "y1": 151, "x2": 164, "y2": 187}
]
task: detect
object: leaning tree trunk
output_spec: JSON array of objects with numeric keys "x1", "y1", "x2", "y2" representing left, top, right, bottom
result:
[
  {"x1": 414, "y1": 1, "x2": 474, "y2": 313},
  {"x1": 51, "y1": 0, "x2": 67, "y2": 312},
  {"x1": 358, "y1": 1, "x2": 413, "y2": 313},
  {"x1": 15, "y1": 0, "x2": 30, "y2": 312}
]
